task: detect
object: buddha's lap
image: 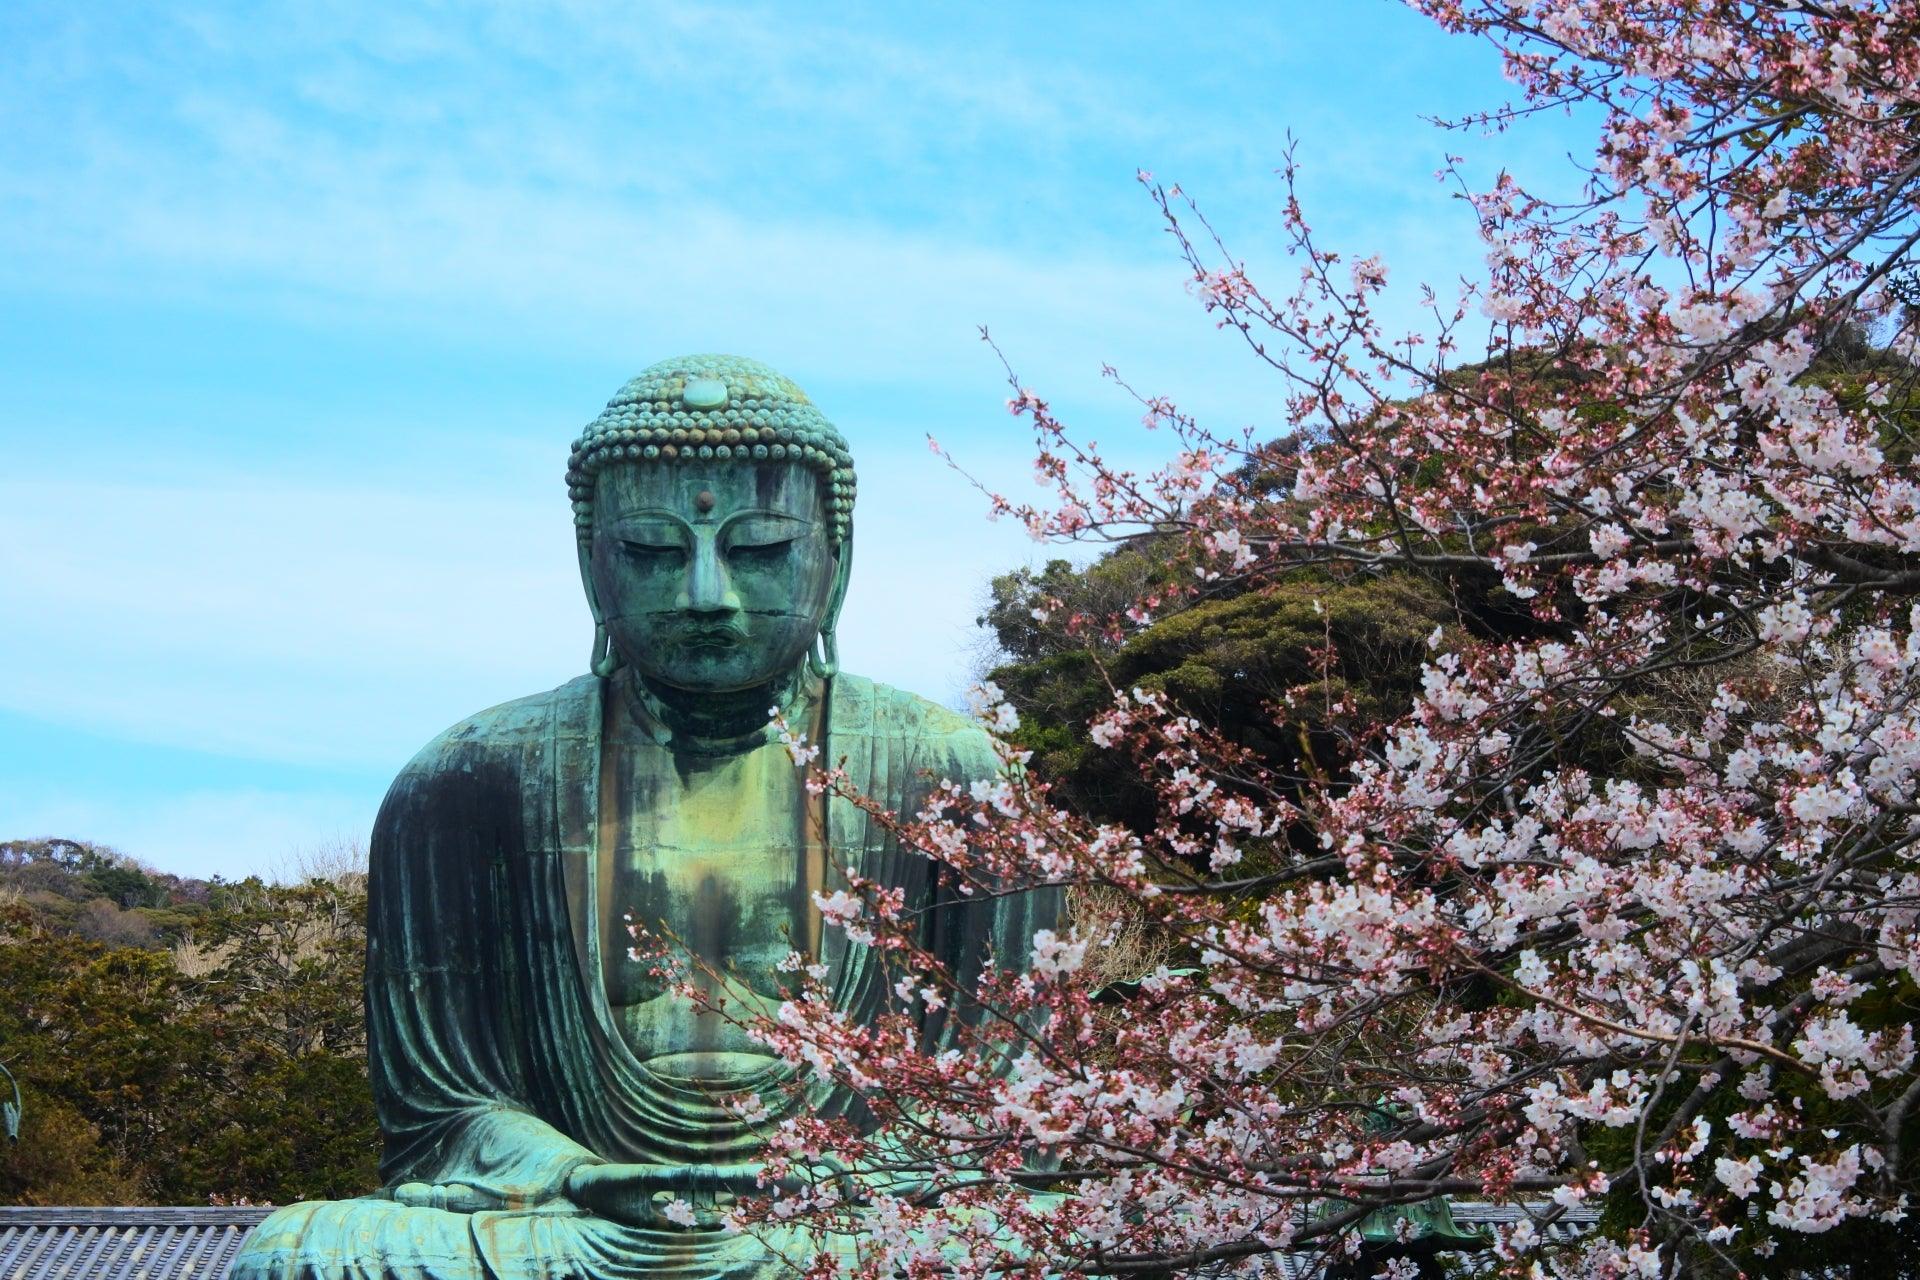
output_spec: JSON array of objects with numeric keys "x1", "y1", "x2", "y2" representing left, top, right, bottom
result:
[{"x1": 230, "y1": 1196, "x2": 818, "y2": 1280}]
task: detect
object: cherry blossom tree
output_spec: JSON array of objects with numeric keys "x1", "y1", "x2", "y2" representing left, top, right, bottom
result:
[{"x1": 694, "y1": 3, "x2": 1920, "y2": 1276}]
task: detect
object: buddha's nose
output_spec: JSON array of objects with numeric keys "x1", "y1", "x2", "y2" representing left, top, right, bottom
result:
[{"x1": 678, "y1": 536, "x2": 742, "y2": 616}]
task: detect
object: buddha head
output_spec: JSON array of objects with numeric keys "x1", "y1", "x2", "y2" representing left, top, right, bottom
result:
[{"x1": 569, "y1": 356, "x2": 855, "y2": 697}]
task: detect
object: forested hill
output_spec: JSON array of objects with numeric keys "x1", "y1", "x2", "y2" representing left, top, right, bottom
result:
[
  {"x1": 4, "y1": 837, "x2": 230, "y2": 948},
  {"x1": 0, "y1": 837, "x2": 378, "y2": 1207}
]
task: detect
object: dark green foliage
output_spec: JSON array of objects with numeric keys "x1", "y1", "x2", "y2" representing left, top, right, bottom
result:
[
  {"x1": 182, "y1": 1051, "x2": 380, "y2": 1204},
  {"x1": 0, "y1": 924, "x2": 201, "y2": 1203},
  {"x1": 0, "y1": 847, "x2": 378, "y2": 1207},
  {"x1": 978, "y1": 551, "x2": 1167, "y2": 668},
  {"x1": 983, "y1": 559, "x2": 1455, "y2": 829},
  {"x1": 0, "y1": 1096, "x2": 142, "y2": 1206}
]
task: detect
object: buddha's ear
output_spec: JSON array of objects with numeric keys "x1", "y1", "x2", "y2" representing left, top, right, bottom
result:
[
  {"x1": 578, "y1": 539, "x2": 623, "y2": 678},
  {"x1": 823, "y1": 535, "x2": 853, "y2": 628},
  {"x1": 810, "y1": 536, "x2": 854, "y2": 681}
]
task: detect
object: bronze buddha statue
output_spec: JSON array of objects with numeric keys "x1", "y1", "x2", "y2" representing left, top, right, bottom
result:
[{"x1": 232, "y1": 355, "x2": 1055, "y2": 1279}]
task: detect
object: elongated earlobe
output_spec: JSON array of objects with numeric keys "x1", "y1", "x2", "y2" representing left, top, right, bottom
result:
[
  {"x1": 580, "y1": 542, "x2": 624, "y2": 679},
  {"x1": 591, "y1": 622, "x2": 621, "y2": 678},
  {"x1": 808, "y1": 540, "x2": 853, "y2": 682},
  {"x1": 806, "y1": 629, "x2": 838, "y2": 680}
]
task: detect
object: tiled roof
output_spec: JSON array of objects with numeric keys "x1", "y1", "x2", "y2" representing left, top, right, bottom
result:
[
  {"x1": 0, "y1": 1206, "x2": 271, "y2": 1280},
  {"x1": 0, "y1": 1202, "x2": 1599, "y2": 1278},
  {"x1": 1453, "y1": 1200, "x2": 1601, "y2": 1242},
  {"x1": 1228, "y1": 1204, "x2": 1602, "y2": 1278}
]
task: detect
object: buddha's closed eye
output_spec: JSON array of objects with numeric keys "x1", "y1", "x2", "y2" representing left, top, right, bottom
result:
[
  {"x1": 725, "y1": 538, "x2": 796, "y2": 568},
  {"x1": 619, "y1": 539, "x2": 687, "y2": 567}
]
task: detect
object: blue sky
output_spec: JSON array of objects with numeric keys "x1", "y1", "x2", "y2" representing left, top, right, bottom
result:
[{"x1": 0, "y1": 2, "x2": 1584, "y2": 879}]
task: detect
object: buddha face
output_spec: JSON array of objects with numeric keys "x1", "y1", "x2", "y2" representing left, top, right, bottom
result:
[{"x1": 588, "y1": 460, "x2": 838, "y2": 692}]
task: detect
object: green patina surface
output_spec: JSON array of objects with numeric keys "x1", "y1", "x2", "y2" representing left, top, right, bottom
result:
[{"x1": 229, "y1": 356, "x2": 1055, "y2": 1279}]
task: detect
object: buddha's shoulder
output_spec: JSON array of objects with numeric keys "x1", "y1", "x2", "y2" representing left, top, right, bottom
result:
[
  {"x1": 831, "y1": 673, "x2": 992, "y2": 759},
  {"x1": 396, "y1": 675, "x2": 601, "y2": 777}
]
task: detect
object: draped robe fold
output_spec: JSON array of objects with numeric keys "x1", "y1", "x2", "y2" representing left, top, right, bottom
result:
[{"x1": 232, "y1": 672, "x2": 1055, "y2": 1280}]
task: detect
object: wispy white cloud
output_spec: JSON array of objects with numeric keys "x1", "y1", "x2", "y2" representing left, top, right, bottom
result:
[
  {"x1": 0, "y1": 478, "x2": 571, "y2": 765},
  {"x1": 0, "y1": 0, "x2": 1536, "y2": 410}
]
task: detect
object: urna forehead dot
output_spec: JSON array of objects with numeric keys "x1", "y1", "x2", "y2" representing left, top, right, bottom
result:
[{"x1": 695, "y1": 489, "x2": 717, "y2": 513}]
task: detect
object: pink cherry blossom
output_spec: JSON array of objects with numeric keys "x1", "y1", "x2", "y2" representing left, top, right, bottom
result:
[{"x1": 668, "y1": 4, "x2": 1920, "y2": 1276}]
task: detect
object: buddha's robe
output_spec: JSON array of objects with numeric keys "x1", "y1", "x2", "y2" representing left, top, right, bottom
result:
[{"x1": 233, "y1": 672, "x2": 1053, "y2": 1280}]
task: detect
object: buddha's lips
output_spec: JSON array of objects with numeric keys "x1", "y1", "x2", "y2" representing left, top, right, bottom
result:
[{"x1": 676, "y1": 625, "x2": 746, "y2": 650}]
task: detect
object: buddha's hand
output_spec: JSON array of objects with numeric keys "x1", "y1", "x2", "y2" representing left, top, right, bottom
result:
[
  {"x1": 387, "y1": 1182, "x2": 505, "y2": 1214},
  {"x1": 563, "y1": 1161, "x2": 768, "y2": 1230}
]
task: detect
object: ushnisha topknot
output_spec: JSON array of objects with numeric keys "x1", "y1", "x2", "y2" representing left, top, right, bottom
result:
[{"x1": 567, "y1": 354, "x2": 856, "y2": 548}]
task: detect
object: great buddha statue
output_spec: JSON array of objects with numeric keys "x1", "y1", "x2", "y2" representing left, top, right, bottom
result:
[{"x1": 233, "y1": 356, "x2": 1056, "y2": 1280}]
